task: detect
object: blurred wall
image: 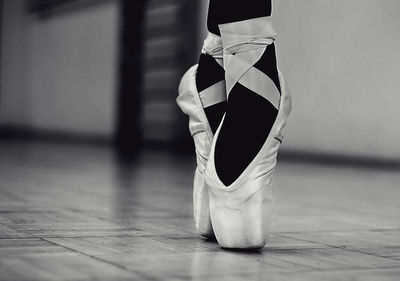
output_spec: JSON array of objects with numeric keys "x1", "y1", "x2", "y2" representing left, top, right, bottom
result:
[
  {"x1": 141, "y1": 0, "x2": 199, "y2": 144},
  {"x1": 2, "y1": 0, "x2": 399, "y2": 159},
  {"x1": 0, "y1": 0, "x2": 118, "y2": 137},
  {"x1": 199, "y1": 0, "x2": 400, "y2": 160}
]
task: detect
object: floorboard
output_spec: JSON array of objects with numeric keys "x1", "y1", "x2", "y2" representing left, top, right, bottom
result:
[{"x1": 0, "y1": 141, "x2": 399, "y2": 280}]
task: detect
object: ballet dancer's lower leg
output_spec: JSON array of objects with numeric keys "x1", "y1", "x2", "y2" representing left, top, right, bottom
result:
[
  {"x1": 196, "y1": 32, "x2": 226, "y2": 134},
  {"x1": 202, "y1": 0, "x2": 292, "y2": 249},
  {"x1": 176, "y1": 6, "x2": 232, "y2": 238},
  {"x1": 207, "y1": 0, "x2": 273, "y2": 36},
  {"x1": 209, "y1": 0, "x2": 281, "y2": 186}
]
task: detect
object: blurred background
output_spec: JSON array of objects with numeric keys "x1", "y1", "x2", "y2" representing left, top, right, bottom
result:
[
  {"x1": 1, "y1": 2, "x2": 400, "y2": 279},
  {"x1": 1, "y1": 0, "x2": 400, "y2": 163}
]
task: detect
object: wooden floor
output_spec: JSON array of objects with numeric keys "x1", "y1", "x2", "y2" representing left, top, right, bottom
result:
[{"x1": 0, "y1": 141, "x2": 400, "y2": 281}]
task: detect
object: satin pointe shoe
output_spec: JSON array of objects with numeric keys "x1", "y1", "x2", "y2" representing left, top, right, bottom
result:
[
  {"x1": 177, "y1": 33, "x2": 226, "y2": 238},
  {"x1": 204, "y1": 17, "x2": 292, "y2": 249}
]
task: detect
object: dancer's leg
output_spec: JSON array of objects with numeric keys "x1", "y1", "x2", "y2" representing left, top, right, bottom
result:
[
  {"x1": 207, "y1": 0, "x2": 272, "y2": 36},
  {"x1": 196, "y1": 24, "x2": 227, "y2": 133},
  {"x1": 210, "y1": 0, "x2": 281, "y2": 186},
  {"x1": 176, "y1": 3, "x2": 231, "y2": 238}
]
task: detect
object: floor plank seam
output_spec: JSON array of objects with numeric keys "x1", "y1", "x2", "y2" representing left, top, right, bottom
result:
[
  {"x1": 277, "y1": 233, "x2": 400, "y2": 264},
  {"x1": 292, "y1": 265, "x2": 400, "y2": 274},
  {"x1": 272, "y1": 228, "x2": 400, "y2": 235},
  {"x1": 39, "y1": 237, "x2": 160, "y2": 281},
  {"x1": 1, "y1": 233, "x2": 156, "y2": 239}
]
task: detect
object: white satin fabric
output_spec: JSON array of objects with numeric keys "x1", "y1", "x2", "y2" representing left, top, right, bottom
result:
[
  {"x1": 176, "y1": 32, "x2": 227, "y2": 238},
  {"x1": 220, "y1": 16, "x2": 280, "y2": 109},
  {"x1": 204, "y1": 17, "x2": 292, "y2": 249}
]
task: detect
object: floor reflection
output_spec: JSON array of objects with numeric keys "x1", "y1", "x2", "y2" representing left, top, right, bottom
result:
[{"x1": 1, "y1": 141, "x2": 400, "y2": 280}]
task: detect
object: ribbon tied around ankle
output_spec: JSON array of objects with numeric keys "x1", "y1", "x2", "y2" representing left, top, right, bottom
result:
[
  {"x1": 202, "y1": 32, "x2": 224, "y2": 63},
  {"x1": 219, "y1": 17, "x2": 280, "y2": 109}
]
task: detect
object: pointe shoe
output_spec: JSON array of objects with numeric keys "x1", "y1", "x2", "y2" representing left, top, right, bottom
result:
[
  {"x1": 206, "y1": 71, "x2": 291, "y2": 249},
  {"x1": 204, "y1": 17, "x2": 292, "y2": 249},
  {"x1": 176, "y1": 33, "x2": 225, "y2": 239},
  {"x1": 177, "y1": 65, "x2": 214, "y2": 238}
]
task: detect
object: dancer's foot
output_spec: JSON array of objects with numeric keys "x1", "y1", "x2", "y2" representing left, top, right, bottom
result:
[
  {"x1": 205, "y1": 16, "x2": 292, "y2": 249},
  {"x1": 215, "y1": 19, "x2": 281, "y2": 186},
  {"x1": 176, "y1": 33, "x2": 227, "y2": 238}
]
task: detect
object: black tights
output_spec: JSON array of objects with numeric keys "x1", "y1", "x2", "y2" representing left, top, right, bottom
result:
[{"x1": 207, "y1": 0, "x2": 272, "y2": 36}]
